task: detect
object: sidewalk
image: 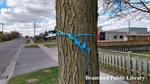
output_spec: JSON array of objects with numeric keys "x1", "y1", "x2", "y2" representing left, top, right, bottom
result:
[
  {"x1": 100, "y1": 72, "x2": 128, "y2": 84},
  {"x1": 39, "y1": 44, "x2": 129, "y2": 84},
  {"x1": 39, "y1": 44, "x2": 58, "y2": 63},
  {"x1": 14, "y1": 47, "x2": 58, "y2": 76}
]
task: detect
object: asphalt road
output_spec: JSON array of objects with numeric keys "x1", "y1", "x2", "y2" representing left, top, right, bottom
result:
[
  {"x1": 14, "y1": 47, "x2": 58, "y2": 76},
  {"x1": 0, "y1": 38, "x2": 25, "y2": 76}
]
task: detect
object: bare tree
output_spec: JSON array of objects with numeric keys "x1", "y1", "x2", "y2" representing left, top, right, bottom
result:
[
  {"x1": 102, "y1": 0, "x2": 150, "y2": 18},
  {"x1": 123, "y1": 0, "x2": 150, "y2": 13},
  {"x1": 103, "y1": 0, "x2": 150, "y2": 16},
  {"x1": 97, "y1": 0, "x2": 150, "y2": 27}
]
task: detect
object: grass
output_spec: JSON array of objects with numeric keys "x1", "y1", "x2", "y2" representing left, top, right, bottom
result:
[
  {"x1": 44, "y1": 44, "x2": 57, "y2": 48},
  {"x1": 133, "y1": 51, "x2": 150, "y2": 56},
  {"x1": 8, "y1": 67, "x2": 58, "y2": 84},
  {"x1": 24, "y1": 45, "x2": 39, "y2": 48},
  {"x1": 142, "y1": 80, "x2": 150, "y2": 84},
  {"x1": 8, "y1": 64, "x2": 150, "y2": 84},
  {"x1": 34, "y1": 40, "x2": 57, "y2": 44},
  {"x1": 138, "y1": 51, "x2": 150, "y2": 55}
]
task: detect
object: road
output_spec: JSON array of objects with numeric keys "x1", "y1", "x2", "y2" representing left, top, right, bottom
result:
[{"x1": 0, "y1": 38, "x2": 25, "y2": 76}]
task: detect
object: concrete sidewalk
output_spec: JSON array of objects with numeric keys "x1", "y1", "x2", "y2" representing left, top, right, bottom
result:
[
  {"x1": 100, "y1": 72, "x2": 128, "y2": 84},
  {"x1": 39, "y1": 44, "x2": 128, "y2": 84},
  {"x1": 39, "y1": 44, "x2": 58, "y2": 63},
  {"x1": 14, "y1": 47, "x2": 58, "y2": 76}
]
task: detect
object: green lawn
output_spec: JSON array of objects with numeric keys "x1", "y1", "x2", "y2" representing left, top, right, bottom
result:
[
  {"x1": 8, "y1": 67, "x2": 58, "y2": 84},
  {"x1": 134, "y1": 51, "x2": 150, "y2": 56},
  {"x1": 140, "y1": 51, "x2": 150, "y2": 55},
  {"x1": 24, "y1": 45, "x2": 39, "y2": 48},
  {"x1": 44, "y1": 44, "x2": 57, "y2": 48},
  {"x1": 9, "y1": 65, "x2": 150, "y2": 84},
  {"x1": 34, "y1": 40, "x2": 57, "y2": 44}
]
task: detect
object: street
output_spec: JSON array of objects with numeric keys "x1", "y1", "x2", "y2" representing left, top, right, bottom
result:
[{"x1": 0, "y1": 38, "x2": 25, "y2": 76}]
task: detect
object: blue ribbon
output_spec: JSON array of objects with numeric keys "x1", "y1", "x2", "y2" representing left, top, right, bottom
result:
[{"x1": 48, "y1": 29, "x2": 95, "y2": 53}]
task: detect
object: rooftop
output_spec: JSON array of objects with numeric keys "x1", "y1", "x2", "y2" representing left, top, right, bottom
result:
[{"x1": 105, "y1": 27, "x2": 148, "y2": 33}]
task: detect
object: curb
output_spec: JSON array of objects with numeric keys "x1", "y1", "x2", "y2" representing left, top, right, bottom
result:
[{"x1": 0, "y1": 45, "x2": 23, "y2": 84}]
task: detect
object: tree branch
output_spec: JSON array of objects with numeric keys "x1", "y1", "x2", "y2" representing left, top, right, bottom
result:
[{"x1": 123, "y1": 0, "x2": 150, "y2": 13}]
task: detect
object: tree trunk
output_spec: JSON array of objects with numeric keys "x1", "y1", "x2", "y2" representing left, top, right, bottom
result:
[{"x1": 56, "y1": 0, "x2": 99, "y2": 84}]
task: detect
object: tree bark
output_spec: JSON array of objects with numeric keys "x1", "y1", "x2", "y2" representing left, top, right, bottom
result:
[{"x1": 56, "y1": 0, "x2": 99, "y2": 84}]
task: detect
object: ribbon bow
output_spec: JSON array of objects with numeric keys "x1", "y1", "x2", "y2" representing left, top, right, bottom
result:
[{"x1": 48, "y1": 29, "x2": 95, "y2": 53}]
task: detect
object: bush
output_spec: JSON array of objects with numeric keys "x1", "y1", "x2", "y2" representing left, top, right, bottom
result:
[{"x1": 0, "y1": 31, "x2": 20, "y2": 42}]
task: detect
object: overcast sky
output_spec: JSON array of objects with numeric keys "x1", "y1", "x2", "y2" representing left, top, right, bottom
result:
[{"x1": 0, "y1": 0, "x2": 150, "y2": 36}]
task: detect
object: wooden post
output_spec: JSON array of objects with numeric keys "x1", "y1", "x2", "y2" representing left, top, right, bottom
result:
[
  {"x1": 144, "y1": 60, "x2": 148, "y2": 79},
  {"x1": 138, "y1": 57, "x2": 142, "y2": 77},
  {"x1": 127, "y1": 51, "x2": 131, "y2": 74}
]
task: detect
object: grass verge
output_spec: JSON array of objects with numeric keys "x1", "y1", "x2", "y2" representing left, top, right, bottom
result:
[
  {"x1": 24, "y1": 45, "x2": 39, "y2": 48},
  {"x1": 136, "y1": 51, "x2": 150, "y2": 55},
  {"x1": 8, "y1": 64, "x2": 150, "y2": 84},
  {"x1": 44, "y1": 44, "x2": 57, "y2": 48},
  {"x1": 34, "y1": 40, "x2": 57, "y2": 44},
  {"x1": 8, "y1": 67, "x2": 58, "y2": 84}
]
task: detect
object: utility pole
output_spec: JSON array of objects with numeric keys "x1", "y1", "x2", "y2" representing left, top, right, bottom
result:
[
  {"x1": 0, "y1": 23, "x2": 4, "y2": 33},
  {"x1": 128, "y1": 19, "x2": 131, "y2": 51},
  {"x1": 33, "y1": 21, "x2": 36, "y2": 39},
  {"x1": 128, "y1": 19, "x2": 130, "y2": 36}
]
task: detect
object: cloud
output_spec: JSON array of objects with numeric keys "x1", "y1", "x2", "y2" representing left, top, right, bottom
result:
[
  {"x1": 0, "y1": 0, "x2": 56, "y2": 36},
  {"x1": 0, "y1": 0, "x2": 150, "y2": 36},
  {"x1": 98, "y1": 1, "x2": 150, "y2": 31}
]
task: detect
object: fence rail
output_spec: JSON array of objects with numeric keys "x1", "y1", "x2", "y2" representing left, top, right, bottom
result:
[
  {"x1": 99, "y1": 49, "x2": 150, "y2": 79},
  {"x1": 99, "y1": 44, "x2": 150, "y2": 52}
]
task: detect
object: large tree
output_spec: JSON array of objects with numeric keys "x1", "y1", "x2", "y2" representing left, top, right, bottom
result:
[{"x1": 56, "y1": 0, "x2": 99, "y2": 84}]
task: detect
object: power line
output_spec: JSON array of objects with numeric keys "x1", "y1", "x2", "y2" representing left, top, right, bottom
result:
[{"x1": 33, "y1": 21, "x2": 36, "y2": 39}]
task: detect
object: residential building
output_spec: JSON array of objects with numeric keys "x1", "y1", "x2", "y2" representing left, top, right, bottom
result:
[{"x1": 98, "y1": 27, "x2": 149, "y2": 41}]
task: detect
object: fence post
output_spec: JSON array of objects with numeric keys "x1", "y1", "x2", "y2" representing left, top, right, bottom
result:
[
  {"x1": 112, "y1": 53, "x2": 115, "y2": 68},
  {"x1": 133, "y1": 59, "x2": 137, "y2": 76},
  {"x1": 138, "y1": 57, "x2": 142, "y2": 77},
  {"x1": 123, "y1": 54, "x2": 126, "y2": 72},
  {"x1": 119, "y1": 55, "x2": 122, "y2": 71},
  {"x1": 144, "y1": 60, "x2": 148, "y2": 79},
  {"x1": 127, "y1": 51, "x2": 131, "y2": 74},
  {"x1": 108, "y1": 53, "x2": 111, "y2": 67},
  {"x1": 98, "y1": 51, "x2": 101, "y2": 63}
]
